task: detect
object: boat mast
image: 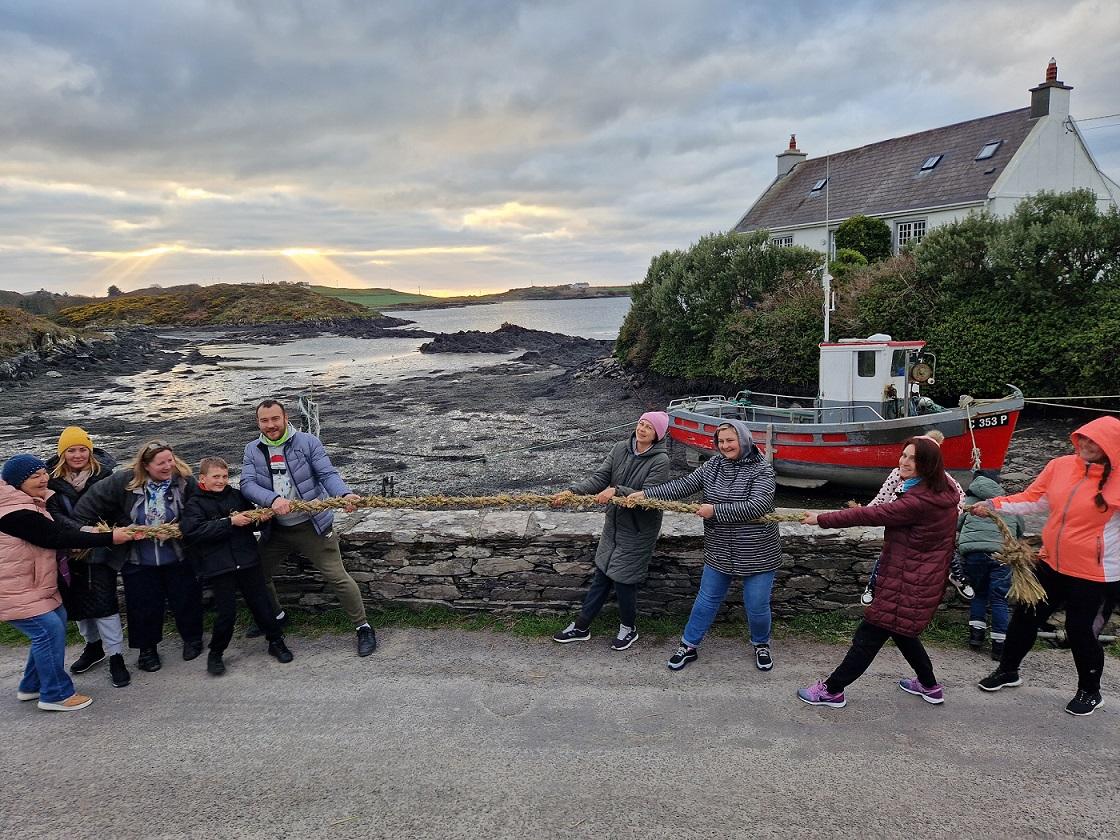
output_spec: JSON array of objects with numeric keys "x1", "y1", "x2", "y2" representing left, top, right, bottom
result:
[{"x1": 822, "y1": 155, "x2": 832, "y2": 343}]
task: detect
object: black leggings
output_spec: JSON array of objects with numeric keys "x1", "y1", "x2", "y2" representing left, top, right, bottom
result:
[
  {"x1": 1000, "y1": 562, "x2": 1107, "y2": 692},
  {"x1": 576, "y1": 568, "x2": 638, "y2": 630},
  {"x1": 120, "y1": 562, "x2": 204, "y2": 650},
  {"x1": 826, "y1": 620, "x2": 937, "y2": 693}
]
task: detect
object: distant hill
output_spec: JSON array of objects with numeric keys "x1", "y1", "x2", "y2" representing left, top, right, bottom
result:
[
  {"x1": 54, "y1": 283, "x2": 372, "y2": 327},
  {"x1": 0, "y1": 306, "x2": 78, "y2": 358},
  {"x1": 0, "y1": 289, "x2": 100, "y2": 316},
  {"x1": 316, "y1": 283, "x2": 631, "y2": 311}
]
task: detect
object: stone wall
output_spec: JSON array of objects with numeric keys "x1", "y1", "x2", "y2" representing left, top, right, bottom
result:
[{"x1": 263, "y1": 508, "x2": 910, "y2": 617}]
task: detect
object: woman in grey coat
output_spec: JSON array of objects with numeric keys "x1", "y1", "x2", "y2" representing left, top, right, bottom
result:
[
  {"x1": 552, "y1": 412, "x2": 671, "y2": 651},
  {"x1": 631, "y1": 420, "x2": 782, "y2": 673}
]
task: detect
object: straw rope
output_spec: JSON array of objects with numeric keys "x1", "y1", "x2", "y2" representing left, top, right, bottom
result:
[
  {"x1": 98, "y1": 492, "x2": 806, "y2": 541},
  {"x1": 988, "y1": 512, "x2": 1048, "y2": 607}
]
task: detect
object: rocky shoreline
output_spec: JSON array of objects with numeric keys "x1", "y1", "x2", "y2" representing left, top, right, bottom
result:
[{"x1": 0, "y1": 320, "x2": 1091, "y2": 509}]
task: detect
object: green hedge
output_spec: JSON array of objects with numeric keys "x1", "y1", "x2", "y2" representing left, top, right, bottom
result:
[{"x1": 616, "y1": 191, "x2": 1120, "y2": 400}]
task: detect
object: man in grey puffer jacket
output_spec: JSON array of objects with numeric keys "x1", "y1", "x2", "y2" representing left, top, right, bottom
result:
[{"x1": 241, "y1": 399, "x2": 376, "y2": 657}]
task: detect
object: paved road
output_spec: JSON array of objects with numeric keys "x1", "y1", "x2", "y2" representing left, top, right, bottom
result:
[{"x1": 2, "y1": 628, "x2": 1117, "y2": 839}]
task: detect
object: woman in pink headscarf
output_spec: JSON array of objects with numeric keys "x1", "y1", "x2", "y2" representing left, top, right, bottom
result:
[{"x1": 551, "y1": 412, "x2": 671, "y2": 651}]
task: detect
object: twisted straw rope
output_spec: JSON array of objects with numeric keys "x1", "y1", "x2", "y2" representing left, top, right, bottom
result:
[
  {"x1": 989, "y1": 512, "x2": 1048, "y2": 607},
  {"x1": 100, "y1": 493, "x2": 804, "y2": 541}
]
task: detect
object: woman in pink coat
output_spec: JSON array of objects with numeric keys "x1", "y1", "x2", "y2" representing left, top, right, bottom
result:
[{"x1": 0, "y1": 455, "x2": 133, "y2": 712}]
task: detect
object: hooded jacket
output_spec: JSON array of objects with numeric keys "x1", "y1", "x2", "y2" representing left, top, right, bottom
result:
[
  {"x1": 992, "y1": 416, "x2": 1120, "y2": 582},
  {"x1": 569, "y1": 433, "x2": 670, "y2": 585},
  {"x1": 644, "y1": 420, "x2": 781, "y2": 576},
  {"x1": 957, "y1": 474, "x2": 1024, "y2": 555},
  {"x1": 819, "y1": 479, "x2": 960, "y2": 637}
]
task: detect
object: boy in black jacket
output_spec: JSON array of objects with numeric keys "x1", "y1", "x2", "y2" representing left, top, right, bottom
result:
[{"x1": 180, "y1": 457, "x2": 294, "y2": 675}]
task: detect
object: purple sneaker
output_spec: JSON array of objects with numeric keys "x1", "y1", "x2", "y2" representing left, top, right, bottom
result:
[
  {"x1": 797, "y1": 679, "x2": 847, "y2": 708},
  {"x1": 899, "y1": 677, "x2": 945, "y2": 704}
]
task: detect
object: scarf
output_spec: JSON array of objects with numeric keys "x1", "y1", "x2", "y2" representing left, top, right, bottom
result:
[
  {"x1": 144, "y1": 478, "x2": 173, "y2": 526},
  {"x1": 260, "y1": 424, "x2": 296, "y2": 447},
  {"x1": 65, "y1": 469, "x2": 92, "y2": 493}
]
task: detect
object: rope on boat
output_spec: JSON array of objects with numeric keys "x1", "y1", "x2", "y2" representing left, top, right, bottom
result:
[{"x1": 959, "y1": 396, "x2": 983, "y2": 471}]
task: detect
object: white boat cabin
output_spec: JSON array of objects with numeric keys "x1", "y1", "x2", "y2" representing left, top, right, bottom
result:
[{"x1": 818, "y1": 334, "x2": 936, "y2": 423}]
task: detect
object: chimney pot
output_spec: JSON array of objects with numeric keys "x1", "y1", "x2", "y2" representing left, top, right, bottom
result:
[
  {"x1": 789, "y1": 134, "x2": 798, "y2": 151},
  {"x1": 1045, "y1": 58, "x2": 1058, "y2": 83}
]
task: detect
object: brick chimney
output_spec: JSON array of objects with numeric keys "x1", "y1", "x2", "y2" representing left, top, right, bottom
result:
[
  {"x1": 1029, "y1": 58, "x2": 1072, "y2": 119},
  {"x1": 777, "y1": 134, "x2": 807, "y2": 176}
]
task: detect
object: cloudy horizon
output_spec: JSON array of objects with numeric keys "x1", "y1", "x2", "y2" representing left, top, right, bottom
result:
[{"x1": 2, "y1": 0, "x2": 1118, "y2": 297}]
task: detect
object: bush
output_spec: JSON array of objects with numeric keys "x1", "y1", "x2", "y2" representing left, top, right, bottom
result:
[{"x1": 834, "y1": 215, "x2": 892, "y2": 262}]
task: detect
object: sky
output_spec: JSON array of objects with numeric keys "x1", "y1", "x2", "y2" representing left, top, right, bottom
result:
[{"x1": 1, "y1": 0, "x2": 1118, "y2": 297}]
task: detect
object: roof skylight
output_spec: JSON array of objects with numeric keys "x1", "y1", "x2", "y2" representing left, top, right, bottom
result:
[
  {"x1": 810, "y1": 178, "x2": 828, "y2": 192},
  {"x1": 920, "y1": 154, "x2": 943, "y2": 171},
  {"x1": 976, "y1": 141, "x2": 1002, "y2": 160}
]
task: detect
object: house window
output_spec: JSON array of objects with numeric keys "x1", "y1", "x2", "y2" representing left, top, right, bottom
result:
[
  {"x1": 896, "y1": 220, "x2": 927, "y2": 250},
  {"x1": 810, "y1": 178, "x2": 828, "y2": 193},
  {"x1": 771, "y1": 235, "x2": 794, "y2": 247},
  {"x1": 857, "y1": 351, "x2": 876, "y2": 378},
  {"x1": 920, "y1": 154, "x2": 943, "y2": 171},
  {"x1": 976, "y1": 141, "x2": 1002, "y2": 160}
]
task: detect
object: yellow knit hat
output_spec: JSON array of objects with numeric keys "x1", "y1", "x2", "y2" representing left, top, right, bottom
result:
[{"x1": 57, "y1": 426, "x2": 94, "y2": 456}]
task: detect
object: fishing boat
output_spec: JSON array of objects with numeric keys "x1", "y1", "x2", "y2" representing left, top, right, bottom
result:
[{"x1": 666, "y1": 333, "x2": 1023, "y2": 489}]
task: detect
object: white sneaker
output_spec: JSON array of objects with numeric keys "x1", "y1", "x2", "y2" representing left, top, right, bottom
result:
[{"x1": 16, "y1": 690, "x2": 39, "y2": 701}]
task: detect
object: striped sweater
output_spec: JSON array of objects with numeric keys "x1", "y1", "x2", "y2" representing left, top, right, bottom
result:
[{"x1": 645, "y1": 420, "x2": 782, "y2": 576}]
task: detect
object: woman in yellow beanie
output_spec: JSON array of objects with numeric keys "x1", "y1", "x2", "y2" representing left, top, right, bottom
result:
[{"x1": 45, "y1": 427, "x2": 131, "y2": 689}]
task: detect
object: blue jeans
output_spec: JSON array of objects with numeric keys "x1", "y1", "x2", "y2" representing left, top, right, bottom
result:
[
  {"x1": 7, "y1": 605, "x2": 75, "y2": 703},
  {"x1": 964, "y1": 551, "x2": 1011, "y2": 638},
  {"x1": 682, "y1": 566, "x2": 776, "y2": 648}
]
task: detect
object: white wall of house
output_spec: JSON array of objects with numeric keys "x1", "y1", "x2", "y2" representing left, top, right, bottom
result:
[{"x1": 989, "y1": 108, "x2": 1119, "y2": 215}]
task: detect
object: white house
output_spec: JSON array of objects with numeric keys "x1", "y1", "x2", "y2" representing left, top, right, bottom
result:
[{"x1": 732, "y1": 60, "x2": 1120, "y2": 255}]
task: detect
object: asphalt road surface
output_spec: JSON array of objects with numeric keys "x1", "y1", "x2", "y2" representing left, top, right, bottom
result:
[{"x1": 2, "y1": 628, "x2": 1117, "y2": 839}]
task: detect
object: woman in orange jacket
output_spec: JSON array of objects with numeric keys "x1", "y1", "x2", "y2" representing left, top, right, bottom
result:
[{"x1": 973, "y1": 416, "x2": 1120, "y2": 716}]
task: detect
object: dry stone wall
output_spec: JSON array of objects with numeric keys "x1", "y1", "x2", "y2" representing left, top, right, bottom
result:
[{"x1": 262, "y1": 508, "x2": 933, "y2": 618}]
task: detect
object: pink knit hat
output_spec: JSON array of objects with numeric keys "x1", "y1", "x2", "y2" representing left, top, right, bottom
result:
[{"x1": 639, "y1": 411, "x2": 670, "y2": 441}]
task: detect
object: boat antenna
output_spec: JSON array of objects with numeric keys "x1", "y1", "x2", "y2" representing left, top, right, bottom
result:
[{"x1": 822, "y1": 155, "x2": 832, "y2": 343}]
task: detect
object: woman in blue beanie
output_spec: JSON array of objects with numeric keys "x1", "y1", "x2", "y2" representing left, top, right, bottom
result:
[{"x1": 0, "y1": 455, "x2": 135, "y2": 712}]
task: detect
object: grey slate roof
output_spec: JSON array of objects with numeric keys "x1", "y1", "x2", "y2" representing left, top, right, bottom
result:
[{"x1": 734, "y1": 107, "x2": 1035, "y2": 233}]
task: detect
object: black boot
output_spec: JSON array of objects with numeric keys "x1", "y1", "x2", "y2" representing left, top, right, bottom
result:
[
  {"x1": 207, "y1": 651, "x2": 226, "y2": 676},
  {"x1": 70, "y1": 640, "x2": 105, "y2": 674},
  {"x1": 968, "y1": 627, "x2": 985, "y2": 650},
  {"x1": 109, "y1": 654, "x2": 131, "y2": 687},
  {"x1": 137, "y1": 647, "x2": 161, "y2": 672},
  {"x1": 990, "y1": 640, "x2": 1005, "y2": 661},
  {"x1": 268, "y1": 638, "x2": 294, "y2": 663},
  {"x1": 356, "y1": 625, "x2": 377, "y2": 657},
  {"x1": 182, "y1": 638, "x2": 204, "y2": 661}
]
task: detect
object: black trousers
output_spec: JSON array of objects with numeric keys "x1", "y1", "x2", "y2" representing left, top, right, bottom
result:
[
  {"x1": 576, "y1": 568, "x2": 638, "y2": 629},
  {"x1": 209, "y1": 566, "x2": 283, "y2": 654},
  {"x1": 120, "y1": 562, "x2": 204, "y2": 650},
  {"x1": 826, "y1": 619, "x2": 937, "y2": 693},
  {"x1": 1000, "y1": 561, "x2": 1107, "y2": 693}
]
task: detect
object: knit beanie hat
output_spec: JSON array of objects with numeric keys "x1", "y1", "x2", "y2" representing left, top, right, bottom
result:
[
  {"x1": 639, "y1": 411, "x2": 670, "y2": 441},
  {"x1": 58, "y1": 426, "x2": 95, "y2": 456},
  {"x1": 2, "y1": 455, "x2": 48, "y2": 488}
]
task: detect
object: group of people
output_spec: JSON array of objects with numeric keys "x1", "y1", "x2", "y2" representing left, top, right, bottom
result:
[
  {"x1": 0, "y1": 398, "x2": 376, "y2": 712},
  {"x1": 2, "y1": 398, "x2": 1117, "y2": 717},
  {"x1": 551, "y1": 413, "x2": 1118, "y2": 718}
]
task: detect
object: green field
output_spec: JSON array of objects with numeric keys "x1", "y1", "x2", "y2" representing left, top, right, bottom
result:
[{"x1": 311, "y1": 286, "x2": 440, "y2": 308}]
